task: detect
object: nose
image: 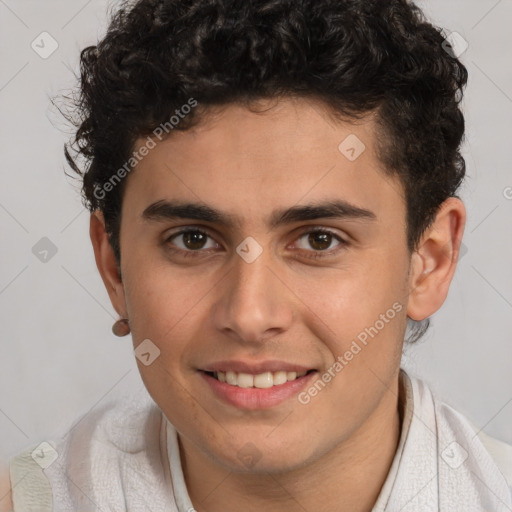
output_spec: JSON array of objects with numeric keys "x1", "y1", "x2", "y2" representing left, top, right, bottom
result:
[{"x1": 211, "y1": 246, "x2": 294, "y2": 346}]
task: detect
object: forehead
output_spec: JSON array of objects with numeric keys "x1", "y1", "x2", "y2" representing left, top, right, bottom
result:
[{"x1": 122, "y1": 97, "x2": 405, "y2": 228}]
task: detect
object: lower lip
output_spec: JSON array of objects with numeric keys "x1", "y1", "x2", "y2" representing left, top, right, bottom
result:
[{"x1": 200, "y1": 371, "x2": 317, "y2": 410}]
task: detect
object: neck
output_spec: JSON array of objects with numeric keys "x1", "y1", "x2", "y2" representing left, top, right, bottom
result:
[{"x1": 180, "y1": 373, "x2": 403, "y2": 512}]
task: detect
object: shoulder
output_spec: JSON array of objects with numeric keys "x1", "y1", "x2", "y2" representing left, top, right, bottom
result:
[
  {"x1": 7, "y1": 443, "x2": 53, "y2": 512},
  {"x1": 6, "y1": 387, "x2": 165, "y2": 511},
  {"x1": 473, "y1": 428, "x2": 512, "y2": 490},
  {"x1": 406, "y1": 371, "x2": 512, "y2": 492},
  {"x1": 0, "y1": 462, "x2": 13, "y2": 512},
  {"x1": 433, "y1": 389, "x2": 512, "y2": 491}
]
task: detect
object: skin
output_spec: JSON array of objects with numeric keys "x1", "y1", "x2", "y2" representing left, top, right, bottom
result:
[
  {"x1": 86, "y1": 96, "x2": 465, "y2": 512},
  {"x1": 0, "y1": 465, "x2": 12, "y2": 511}
]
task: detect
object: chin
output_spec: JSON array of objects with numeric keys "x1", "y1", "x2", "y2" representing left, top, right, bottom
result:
[{"x1": 204, "y1": 434, "x2": 317, "y2": 475}]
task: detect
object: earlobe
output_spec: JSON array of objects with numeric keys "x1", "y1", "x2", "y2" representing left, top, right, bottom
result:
[
  {"x1": 407, "y1": 197, "x2": 466, "y2": 321},
  {"x1": 89, "y1": 210, "x2": 127, "y2": 317}
]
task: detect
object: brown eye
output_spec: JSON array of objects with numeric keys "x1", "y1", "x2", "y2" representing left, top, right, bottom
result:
[
  {"x1": 296, "y1": 229, "x2": 342, "y2": 252},
  {"x1": 307, "y1": 232, "x2": 332, "y2": 251},
  {"x1": 167, "y1": 229, "x2": 217, "y2": 252},
  {"x1": 182, "y1": 231, "x2": 208, "y2": 250},
  {"x1": 297, "y1": 228, "x2": 349, "y2": 259}
]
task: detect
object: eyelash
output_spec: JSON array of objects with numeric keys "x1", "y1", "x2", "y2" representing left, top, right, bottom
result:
[{"x1": 163, "y1": 227, "x2": 348, "y2": 260}]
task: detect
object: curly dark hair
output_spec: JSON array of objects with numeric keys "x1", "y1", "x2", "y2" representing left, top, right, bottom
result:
[{"x1": 64, "y1": 0, "x2": 467, "y2": 303}]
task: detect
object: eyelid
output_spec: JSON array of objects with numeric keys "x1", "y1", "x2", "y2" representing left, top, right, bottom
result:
[
  {"x1": 290, "y1": 226, "x2": 348, "y2": 257},
  {"x1": 293, "y1": 225, "x2": 349, "y2": 243},
  {"x1": 164, "y1": 226, "x2": 220, "y2": 247},
  {"x1": 163, "y1": 225, "x2": 349, "y2": 258}
]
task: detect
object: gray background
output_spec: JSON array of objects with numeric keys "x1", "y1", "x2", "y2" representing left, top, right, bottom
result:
[{"x1": 0, "y1": 0, "x2": 511, "y2": 464}]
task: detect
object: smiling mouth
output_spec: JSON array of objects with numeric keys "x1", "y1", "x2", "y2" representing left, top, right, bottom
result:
[{"x1": 204, "y1": 370, "x2": 315, "y2": 389}]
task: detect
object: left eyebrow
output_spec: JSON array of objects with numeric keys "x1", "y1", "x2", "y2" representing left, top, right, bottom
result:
[{"x1": 141, "y1": 199, "x2": 376, "y2": 229}]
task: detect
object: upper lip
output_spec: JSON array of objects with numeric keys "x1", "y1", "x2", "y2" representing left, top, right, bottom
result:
[{"x1": 201, "y1": 360, "x2": 315, "y2": 374}]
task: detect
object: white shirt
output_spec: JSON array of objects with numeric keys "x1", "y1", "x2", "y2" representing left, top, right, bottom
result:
[{"x1": 8, "y1": 369, "x2": 512, "y2": 511}]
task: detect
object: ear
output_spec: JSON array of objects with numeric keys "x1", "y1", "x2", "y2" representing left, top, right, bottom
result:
[
  {"x1": 407, "y1": 197, "x2": 466, "y2": 321},
  {"x1": 89, "y1": 210, "x2": 127, "y2": 318}
]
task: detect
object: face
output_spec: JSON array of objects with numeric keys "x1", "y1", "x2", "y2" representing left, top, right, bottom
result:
[{"x1": 112, "y1": 97, "x2": 413, "y2": 472}]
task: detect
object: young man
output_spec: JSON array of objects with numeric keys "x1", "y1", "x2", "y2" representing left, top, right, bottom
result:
[{"x1": 3, "y1": 0, "x2": 512, "y2": 511}]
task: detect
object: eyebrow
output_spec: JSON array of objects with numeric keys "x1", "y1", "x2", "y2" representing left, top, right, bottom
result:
[{"x1": 142, "y1": 199, "x2": 376, "y2": 229}]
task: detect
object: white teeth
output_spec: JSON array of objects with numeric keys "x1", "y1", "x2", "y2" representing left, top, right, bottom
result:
[
  {"x1": 214, "y1": 370, "x2": 309, "y2": 388},
  {"x1": 273, "y1": 371, "x2": 288, "y2": 385},
  {"x1": 237, "y1": 372, "x2": 254, "y2": 388},
  {"x1": 253, "y1": 372, "x2": 273, "y2": 388}
]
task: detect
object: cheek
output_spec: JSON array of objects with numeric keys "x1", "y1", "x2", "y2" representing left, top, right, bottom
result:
[
  {"x1": 343, "y1": 259, "x2": 408, "y2": 376},
  {"x1": 295, "y1": 251, "x2": 407, "y2": 347},
  {"x1": 123, "y1": 256, "x2": 205, "y2": 338},
  {"x1": 122, "y1": 266, "x2": 207, "y2": 415}
]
